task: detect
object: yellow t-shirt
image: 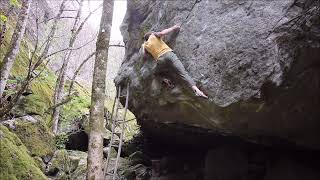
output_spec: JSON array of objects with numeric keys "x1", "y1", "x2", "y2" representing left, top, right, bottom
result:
[{"x1": 143, "y1": 34, "x2": 172, "y2": 60}]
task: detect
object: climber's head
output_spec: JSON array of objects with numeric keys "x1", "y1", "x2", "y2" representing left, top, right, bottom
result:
[{"x1": 143, "y1": 31, "x2": 152, "y2": 41}]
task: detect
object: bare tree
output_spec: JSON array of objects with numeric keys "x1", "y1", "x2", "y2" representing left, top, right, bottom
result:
[
  {"x1": 51, "y1": 0, "x2": 84, "y2": 134},
  {"x1": 43, "y1": 51, "x2": 96, "y2": 115},
  {"x1": 87, "y1": 0, "x2": 114, "y2": 179},
  {"x1": 51, "y1": 1, "x2": 101, "y2": 134},
  {"x1": 0, "y1": 0, "x2": 67, "y2": 119},
  {"x1": 0, "y1": 0, "x2": 32, "y2": 99}
]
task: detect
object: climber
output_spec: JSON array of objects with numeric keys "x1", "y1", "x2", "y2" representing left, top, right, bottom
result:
[{"x1": 141, "y1": 25, "x2": 208, "y2": 98}]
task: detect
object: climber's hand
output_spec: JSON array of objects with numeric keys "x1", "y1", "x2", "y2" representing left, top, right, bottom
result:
[
  {"x1": 154, "y1": 32, "x2": 163, "y2": 38},
  {"x1": 173, "y1": 24, "x2": 181, "y2": 31}
]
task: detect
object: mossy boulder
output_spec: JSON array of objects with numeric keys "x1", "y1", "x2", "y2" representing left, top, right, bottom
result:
[
  {"x1": 0, "y1": 125, "x2": 47, "y2": 180},
  {"x1": 10, "y1": 116, "x2": 56, "y2": 158},
  {"x1": 47, "y1": 150, "x2": 87, "y2": 180}
]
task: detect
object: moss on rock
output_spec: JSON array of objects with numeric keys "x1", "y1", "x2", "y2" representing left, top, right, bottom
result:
[
  {"x1": 0, "y1": 125, "x2": 47, "y2": 180},
  {"x1": 13, "y1": 118, "x2": 56, "y2": 157},
  {"x1": 47, "y1": 150, "x2": 87, "y2": 180}
]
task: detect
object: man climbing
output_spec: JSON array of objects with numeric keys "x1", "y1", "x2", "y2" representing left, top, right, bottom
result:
[{"x1": 142, "y1": 25, "x2": 208, "y2": 98}]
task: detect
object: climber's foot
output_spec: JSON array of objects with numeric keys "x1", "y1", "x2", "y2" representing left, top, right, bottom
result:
[{"x1": 192, "y1": 85, "x2": 208, "y2": 99}]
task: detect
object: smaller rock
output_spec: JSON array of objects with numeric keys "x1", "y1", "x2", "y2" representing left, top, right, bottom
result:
[
  {"x1": 0, "y1": 115, "x2": 37, "y2": 130},
  {"x1": 103, "y1": 146, "x2": 117, "y2": 158},
  {"x1": 128, "y1": 151, "x2": 151, "y2": 166},
  {"x1": 46, "y1": 150, "x2": 88, "y2": 180},
  {"x1": 122, "y1": 164, "x2": 151, "y2": 180},
  {"x1": 1, "y1": 119, "x2": 17, "y2": 130},
  {"x1": 43, "y1": 155, "x2": 52, "y2": 164}
]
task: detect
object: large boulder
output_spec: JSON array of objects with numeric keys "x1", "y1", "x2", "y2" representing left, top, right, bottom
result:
[{"x1": 115, "y1": 0, "x2": 320, "y2": 149}]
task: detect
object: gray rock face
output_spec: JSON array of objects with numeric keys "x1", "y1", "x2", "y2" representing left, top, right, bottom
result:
[{"x1": 115, "y1": 0, "x2": 320, "y2": 149}]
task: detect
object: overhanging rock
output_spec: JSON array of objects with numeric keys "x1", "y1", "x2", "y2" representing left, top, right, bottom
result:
[{"x1": 115, "y1": 0, "x2": 320, "y2": 149}]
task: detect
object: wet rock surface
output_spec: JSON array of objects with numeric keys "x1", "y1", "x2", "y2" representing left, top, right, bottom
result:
[{"x1": 115, "y1": 0, "x2": 320, "y2": 149}]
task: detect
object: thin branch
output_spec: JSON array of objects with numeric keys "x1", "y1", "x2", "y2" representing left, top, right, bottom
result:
[
  {"x1": 30, "y1": 57, "x2": 52, "y2": 81},
  {"x1": 43, "y1": 37, "x2": 96, "y2": 59},
  {"x1": 46, "y1": 94, "x2": 74, "y2": 112},
  {"x1": 63, "y1": 9, "x2": 78, "y2": 12},
  {"x1": 68, "y1": 51, "x2": 96, "y2": 95},
  {"x1": 109, "y1": 44, "x2": 124, "y2": 47},
  {"x1": 28, "y1": 17, "x2": 40, "y2": 77},
  {"x1": 73, "y1": 3, "x2": 102, "y2": 40},
  {"x1": 39, "y1": 16, "x2": 77, "y2": 24}
]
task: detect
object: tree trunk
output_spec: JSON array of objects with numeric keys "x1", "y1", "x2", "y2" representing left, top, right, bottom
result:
[
  {"x1": 87, "y1": 0, "x2": 114, "y2": 179},
  {"x1": 0, "y1": 0, "x2": 32, "y2": 98},
  {"x1": 51, "y1": 50, "x2": 72, "y2": 133}
]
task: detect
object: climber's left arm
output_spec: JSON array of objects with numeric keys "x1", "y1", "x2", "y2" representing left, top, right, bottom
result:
[{"x1": 154, "y1": 25, "x2": 180, "y2": 37}]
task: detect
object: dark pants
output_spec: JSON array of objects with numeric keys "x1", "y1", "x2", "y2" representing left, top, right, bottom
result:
[{"x1": 156, "y1": 51, "x2": 196, "y2": 87}]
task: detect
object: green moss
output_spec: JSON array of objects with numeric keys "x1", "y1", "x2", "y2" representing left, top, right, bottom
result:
[
  {"x1": 0, "y1": 125, "x2": 47, "y2": 180},
  {"x1": 13, "y1": 119, "x2": 56, "y2": 157},
  {"x1": 60, "y1": 82, "x2": 91, "y2": 129},
  {"x1": 1, "y1": 31, "x2": 55, "y2": 117},
  {"x1": 50, "y1": 150, "x2": 77, "y2": 173},
  {"x1": 9, "y1": 42, "x2": 30, "y2": 77},
  {"x1": 23, "y1": 76, "x2": 55, "y2": 115},
  {"x1": 33, "y1": 156, "x2": 46, "y2": 172},
  {"x1": 1, "y1": 22, "x2": 92, "y2": 127}
]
